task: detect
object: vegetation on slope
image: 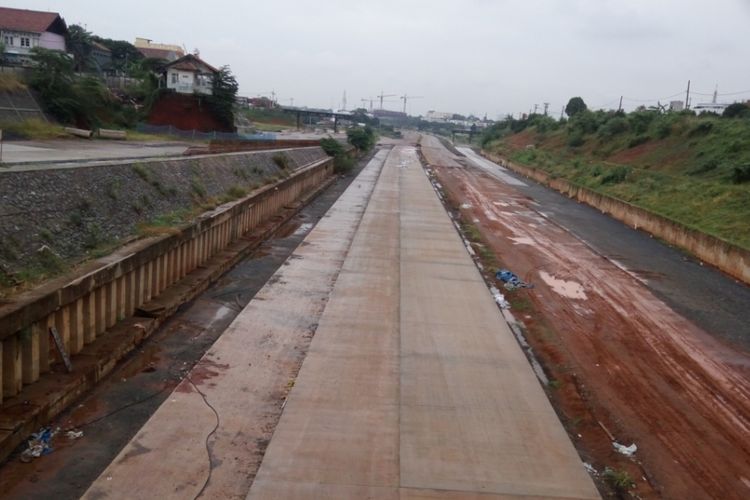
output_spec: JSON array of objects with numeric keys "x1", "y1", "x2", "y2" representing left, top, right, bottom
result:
[{"x1": 481, "y1": 101, "x2": 750, "y2": 249}]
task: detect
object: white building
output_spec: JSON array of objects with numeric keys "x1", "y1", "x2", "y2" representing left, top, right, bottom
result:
[
  {"x1": 0, "y1": 7, "x2": 68, "y2": 66},
  {"x1": 162, "y1": 54, "x2": 218, "y2": 95},
  {"x1": 425, "y1": 110, "x2": 453, "y2": 122}
]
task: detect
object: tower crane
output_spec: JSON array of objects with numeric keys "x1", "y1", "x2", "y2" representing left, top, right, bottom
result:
[{"x1": 400, "y1": 94, "x2": 424, "y2": 114}]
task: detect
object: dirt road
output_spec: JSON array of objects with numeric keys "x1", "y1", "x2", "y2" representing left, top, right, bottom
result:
[{"x1": 427, "y1": 138, "x2": 750, "y2": 499}]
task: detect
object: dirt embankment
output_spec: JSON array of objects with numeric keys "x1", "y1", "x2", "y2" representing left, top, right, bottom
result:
[{"x1": 433, "y1": 164, "x2": 750, "y2": 499}]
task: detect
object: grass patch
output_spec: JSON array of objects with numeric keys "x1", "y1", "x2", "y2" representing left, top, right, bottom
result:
[
  {"x1": 0, "y1": 73, "x2": 27, "y2": 92},
  {"x1": 0, "y1": 119, "x2": 67, "y2": 140},
  {"x1": 488, "y1": 114, "x2": 750, "y2": 249}
]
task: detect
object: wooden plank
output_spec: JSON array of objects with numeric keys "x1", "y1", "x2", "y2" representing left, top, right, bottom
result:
[{"x1": 49, "y1": 326, "x2": 73, "y2": 373}]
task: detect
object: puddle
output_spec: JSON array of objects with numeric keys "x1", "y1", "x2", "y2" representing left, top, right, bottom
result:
[
  {"x1": 292, "y1": 222, "x2": 314, "y2": 236},
  {"x1": 510, "y1": 236, "x2": 534, "y2": 246},
  {"x1": 538, "y1": 271, "x2": 587, "y2": 300}
]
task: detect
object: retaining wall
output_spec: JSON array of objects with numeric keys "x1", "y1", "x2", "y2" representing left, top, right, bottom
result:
[
  {"x1": 482, "y1": 151, "x2": 750, "y2": 285},
  {"x1": 0, "y1": 147, "x2": 328, "y2": 277},
  {"x1": 0, "y1": 156, "x2": 334, "y2": 403}
]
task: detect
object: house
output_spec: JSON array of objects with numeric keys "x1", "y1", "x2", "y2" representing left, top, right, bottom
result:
[
  {"x1": 134, "y1": 37, "x2": 184, "y2": 62},
  {"x1": 0, "y1": 7, "x2": 68, "y2": 65},
  {"x1": 91, "y1": 40, "x2": 112, "y2": 72},
  {"x1": 162, "y1": 54, "x2": 218, "y2": 95}
]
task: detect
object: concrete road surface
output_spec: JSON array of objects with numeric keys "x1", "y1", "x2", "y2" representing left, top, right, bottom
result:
[
  {"x1": 249, "y1": 145, "x2": 597, "y2": 499},
  {"x1": 0, "y1": 139, "x2": 188, "y2": 169},
  {"x1": 83, "y1": 145, "x2": 598, "y2": 499}
]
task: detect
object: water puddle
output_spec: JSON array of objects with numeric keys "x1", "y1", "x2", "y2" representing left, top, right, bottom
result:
[
  {"x1": 510, "y1": 236, "x2": 534, "y2": 246},
  {"x1": 538, "y1": 271, "x2": 587, "y2": 300}
]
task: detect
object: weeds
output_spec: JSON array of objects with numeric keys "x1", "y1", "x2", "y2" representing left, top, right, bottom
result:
[
  {"x1": 272, "y1": 153, "x2": 290, "y2": 170},
  {"x1": 602, "y1": 467, "x2": 635, "y2": 494}
]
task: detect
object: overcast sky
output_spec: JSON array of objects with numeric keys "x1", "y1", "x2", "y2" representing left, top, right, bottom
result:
[{"x1": 8, "y1": 0, "x2": 750, "y2": 117}]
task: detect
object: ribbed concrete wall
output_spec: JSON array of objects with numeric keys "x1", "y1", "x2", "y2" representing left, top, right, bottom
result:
[{"x1": 0, "y1": 156, "x2": 333, "y2": 403}]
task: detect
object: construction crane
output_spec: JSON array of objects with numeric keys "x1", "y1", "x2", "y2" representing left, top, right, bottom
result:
[
  {"x1": 400, "y1": 94, "x2": 424, "y2": 114},
  {"x1": 377, "y1": 91, "x2": 397, "y2": 110},
  {"x1": 361, "y1": 98, "x2": 377, "y2": 112}
]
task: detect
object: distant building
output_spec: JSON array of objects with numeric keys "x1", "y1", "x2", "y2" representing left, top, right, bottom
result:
[
  {"x1": 669, "y1": 100, "x2": 684, "y2": 112},
  {"x1": 425, "y1": 110, "x2": 453, "y2": 122},
  {"x1": 372, "y1": 109, "x2": 406, "y2": 119},
  {"x1": 0, "y1": 7, "x2": 68, "y2": 66},
  {"x1": 693, "y1": 88, "x2": 729, "y2": 115},
  {"x1": 162, "y1": 54, "x2": 218, "y2": 95},
  {"x1": 91, "y1": 40, "x2": 112, "y2": 72},
  {"x1": 134, "y1": 37, "x2": 184, "y2": 62}
]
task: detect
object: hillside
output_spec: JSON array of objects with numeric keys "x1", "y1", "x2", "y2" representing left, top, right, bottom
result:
[{"x1": 481, "y1": 108, "x2": 750, "y2": 249}]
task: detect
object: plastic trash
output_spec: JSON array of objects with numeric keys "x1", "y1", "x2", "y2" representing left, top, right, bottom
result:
[
  {"x1": 489, "y1": 286, "x2": 510, "y2": 309},
  {"x1": 496, "y1": 269, "x2": 534, "y2": 291},
  {"x1": 66, "y1": 430, "x2": 84, "y2": 440},
  {"x1": 613, "y1": 442, "x2": 637, "y2": 457},
  {"x1": 20, "y1": 427, "x2": 59, "y2": 463}
]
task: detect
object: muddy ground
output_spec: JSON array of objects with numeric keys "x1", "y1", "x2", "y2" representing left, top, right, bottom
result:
[
  {"x1": 0, "y1": 157, "x2": 370, "y2": 500},
  {"x1": 427, "y1": 145, "x2": 750, "y2": 499}
]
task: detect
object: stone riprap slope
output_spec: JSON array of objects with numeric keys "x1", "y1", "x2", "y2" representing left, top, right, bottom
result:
[{"x1": 0, "y1": 147, "x2": 327, "y2": 283}]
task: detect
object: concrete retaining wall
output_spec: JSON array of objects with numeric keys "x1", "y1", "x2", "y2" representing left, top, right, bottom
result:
[
  {"x1": 0, "y1": 156, "x2": 334, "y2": 403},
  {"x1": 482, "y1": 151, "x2": 750, "y2": 285},
  {"x1": 0, "y1": 147, "x2": 328, "y2": 278}
]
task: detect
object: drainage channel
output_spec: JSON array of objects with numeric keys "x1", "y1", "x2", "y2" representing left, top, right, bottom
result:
[{"x1": 0, "y1": 157, "x2": 370, "y2": 500}]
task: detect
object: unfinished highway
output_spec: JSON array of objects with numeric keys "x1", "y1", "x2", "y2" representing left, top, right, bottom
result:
[{"x1": 82, "y1": 143, "x2": 598, "y2": 499}]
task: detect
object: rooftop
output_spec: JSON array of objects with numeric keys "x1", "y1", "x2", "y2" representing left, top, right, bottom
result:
[{"x1": 0, "y1": 7, "x2": 67, "y2": 35}]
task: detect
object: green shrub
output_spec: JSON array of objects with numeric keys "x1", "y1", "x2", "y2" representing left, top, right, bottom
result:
[
  {"x1": 567, "y1": 133, "x2": 585, "y2": 147},
  {"x1": 627, "y1": 135, "x2": 649, "y2": 148},
  {"x1": 731, "y1": 165, "x2": 750, "y2": 184},
  {"x1": 654, "y1": 121, "x2": 672, "y2": 139},
  {"x1": 688, "y1": 160, "x2": 719, "y2": 175},
  {"x1": 688, "y1": 121, "x2": 714, "y2": 137},
  {"x1": 272, "y1": 153, "x2": 290, "y2": 169},
  {"x1": 599, "y1": 116, "x2": 628, "y2": 137},
  {"x1": 723, "y1": 102, "x2": 750, "y2": 119},
  {"x1": 600, "y1": 166, "x2": 631, "y2": 185},
  {"x1": 334, "y1": 155, "x2": 354, "y2": 174},
  {"x1": 346, "y1": 126, "x2": 376, "y2": 151},
  {"x1": 603, "y1": 467, "x2": 634, "y2": 493},
  {"x1": 320, "y1": 137, "x2": 345, "y2": 156}
]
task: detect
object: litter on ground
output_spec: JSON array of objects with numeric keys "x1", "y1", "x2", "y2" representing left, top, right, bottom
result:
[
  {"x1": 20, "y1": 427, "x2": 59, "y2": 463},
  {"x1": 613, "y1": 442, "x2": 638, "y2": 457},
  {"x1": 495, "y1": 269, "x2": 534, "y2": 291},
  {"x1": 489, "y1": 286, "x2": 511, "y2": 309}
]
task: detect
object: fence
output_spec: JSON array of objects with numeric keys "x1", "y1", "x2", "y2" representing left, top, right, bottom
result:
[{"x1": 136, "y1": 122, "x2": 277, "y2": 142}]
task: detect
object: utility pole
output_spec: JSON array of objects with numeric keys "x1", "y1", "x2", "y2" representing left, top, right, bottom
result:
[
  {"x1": 560, "y1": 105, "x2": 565, "y2": 120},
  {"x1": 685, "y1": 80, "x2": 691, "y2": 110},
  {"x1": 618, "y1": 96, "x2": 623, "y2": 112},
  {"x1": 543, "y1": 102, "x2": 549, "y2": 116},
  {"x1": 342, "y1": 90, "x2": 347, "y2": 111},
  {"x1": 533, "y1": 104, "x2": 538, "y2": 114}
]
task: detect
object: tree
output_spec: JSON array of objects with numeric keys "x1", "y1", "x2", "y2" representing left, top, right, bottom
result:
[
  {"x1": 565, "y1": 97, "x2": 587, "y2": 117},
  {"x1": 66, "y1": 24, "x2": 94, "y2": 72},
  {"x1": 208, "y1": 65, "x2": 239, "y2": 130},
  {"x1": 723, "y1": 102, "x2": 750, "y2": 119},
  {"x1": 91, "y1": 37, "x2": 143, "y2": 73},
  {"x1": 29, "y1": 48, "x2": 78, "y2": 123}
]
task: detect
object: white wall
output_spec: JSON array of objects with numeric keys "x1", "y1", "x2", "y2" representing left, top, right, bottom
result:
[
  {"x1": 166, "y1": 69, "x2": 213, "y2": 95},
  {"x1": 39, "y1": 32, "x2": 65, "y2": 51}
]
